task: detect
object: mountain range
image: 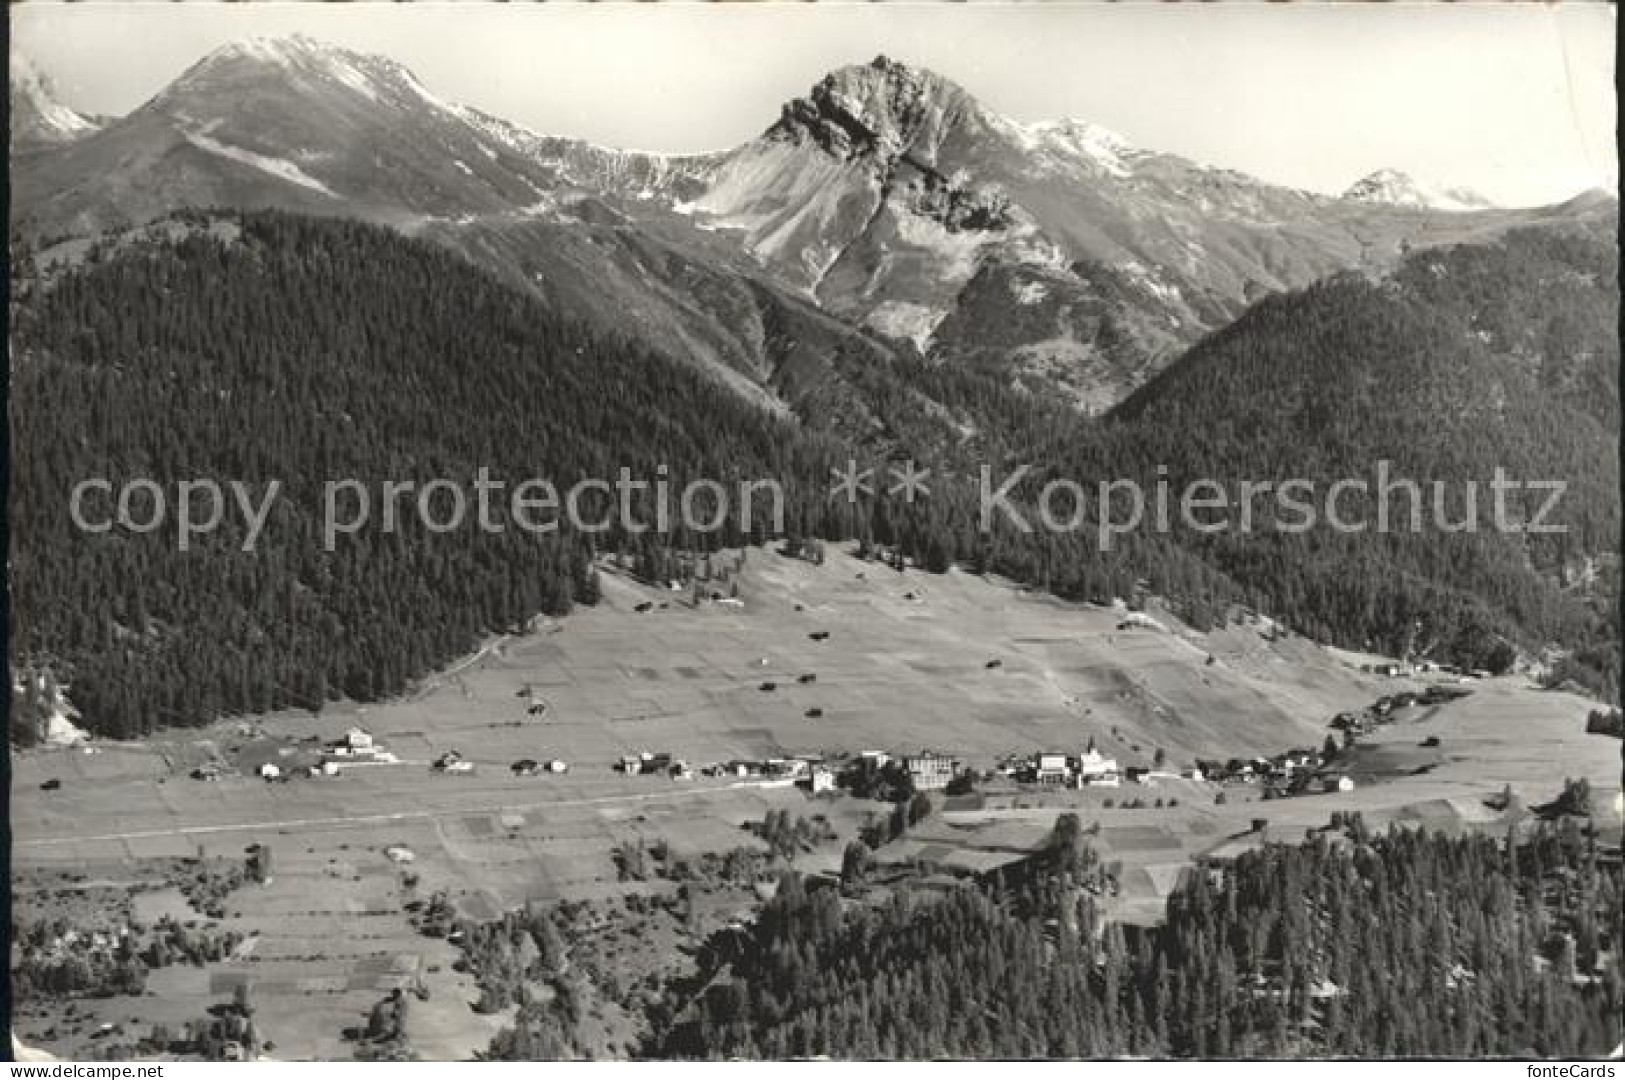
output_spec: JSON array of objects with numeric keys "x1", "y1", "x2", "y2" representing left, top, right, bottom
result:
[
  {"x1": 7, "y1": 36, "x2": 1620, "y2": 735},
  {"x1": 12, "y1": 36, "x2": 1614, "y2": 412}
]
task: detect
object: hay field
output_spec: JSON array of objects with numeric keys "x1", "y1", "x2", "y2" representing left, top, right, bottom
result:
[{"x1": 11, "y1": 544, "x2": 1618, "y2": 1051}]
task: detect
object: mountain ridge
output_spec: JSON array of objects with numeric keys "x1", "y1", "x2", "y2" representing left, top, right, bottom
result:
[
  {"x1": 9, "y1": 36, "x2": 1617, "y2": 416},
  {"x1": 1342, "y1": 167, "x2": 1496, "y2": 212},
  {"x1": 9, "y1": 49, "x2": 103, "y2": 152}
]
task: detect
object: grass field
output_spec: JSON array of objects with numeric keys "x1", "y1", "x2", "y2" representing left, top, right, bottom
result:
[{"x1": 12, "y1": 545, "x2": 1619, "y2": 1056}]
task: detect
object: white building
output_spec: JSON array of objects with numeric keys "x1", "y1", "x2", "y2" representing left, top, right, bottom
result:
[
  {"x1": 1077, "y1": 748, "x2": 1121, "y2": 786},
  {"x1": 905, "y1": 752, "x2": 956, "y2": 791},
  {"x1": 810, "y1": 766, "x2": 837, "y2": 794},
  {"x1": 258, "y1": 763, "x2": 281, "y2": 780},
  {"x1": 1037, "y1": 753, "x2": 1070, "y2": 785},
  {"x1": 345, "y1": 727, "x2": 374, "y2": 751}
]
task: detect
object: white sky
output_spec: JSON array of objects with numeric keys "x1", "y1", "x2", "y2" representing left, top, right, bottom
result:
[{"x1": 12, "y1": 1, "x2": 1618, "y2": 207}]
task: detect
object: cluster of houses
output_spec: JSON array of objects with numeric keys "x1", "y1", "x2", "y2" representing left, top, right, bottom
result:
[
  {"x1": 1195, "y1": 749, "x2": 1355, "y2": 796},
  {"x1": 1331, "y1": 685, "x2": 1472, "y2": 739},
  {"x1": 984, "y1": 742, "x2": 1360, "y2": 799},
  {"x1": 1193, "y1": 683, "x2": 1476, "y2": 798},
  {"x1": 1363, "y1": 659, "x2": 1488, "y2": 680},
  {"x1": 615, "y1": 750, "x2": 841, "y2": 792},
  {"x1": 999, "y1": 747, "x2": 1128, "y2": 788},
  {"x1": 247, "y1": 727, "x2": 401, "y2": 781},
  {"x1": 322, "y1": 727, "x2": 397, "y2": 767},
  {"x1": 510, "y1": 757, "x2": 570, "y2": 777},
  {"x1": 618, "y1": 751, "x2": 693, "y2": 780}
]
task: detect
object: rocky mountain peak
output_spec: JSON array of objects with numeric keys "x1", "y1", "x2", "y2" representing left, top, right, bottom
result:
[
  {"x1": 10, "y1": 50, "x2": 101, "y2": 150},
  {"x1": 769, "y1": 55, "x2": 979, "y2": 164}
]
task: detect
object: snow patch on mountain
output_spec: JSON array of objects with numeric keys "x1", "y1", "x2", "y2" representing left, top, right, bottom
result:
[
  {"x1": 998, "y1": 117, "x2": 1135, "y2": 178},
  {"x1": 315, "y1": 52, "x2": 383, "y2": 104},
  {"x1": 1343, "y1": 168, "x2": 1494, "y2": 212},
  {"x1": 10, "y1": 50, "x2": 100, "y2": 146},
  {"x1": 182, "y1": 127, "x2": 339, "y2": 197}
]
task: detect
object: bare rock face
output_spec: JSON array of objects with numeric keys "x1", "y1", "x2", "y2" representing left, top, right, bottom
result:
[{"x1": 770, "y1": 56, "x2": 976, "y2": 163}]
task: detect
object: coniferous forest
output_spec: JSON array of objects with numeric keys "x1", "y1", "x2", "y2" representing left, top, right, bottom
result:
[
  {"x1": 9, "y1": 212, "x2": 1619, "y2": 739},
  {"x1": 633, "y1": 821, "x2": 1620, "y2": 1060},
  {"x1": 9, "y1": 213, "x2": 841, "y2": 737}
]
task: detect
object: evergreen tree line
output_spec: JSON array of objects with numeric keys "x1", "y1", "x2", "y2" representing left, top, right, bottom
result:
[
  {"x1": 651, "y1": 820, "x2": 1620, "y2": 1059},
  {"x1": 9, "y1": 212, "x2": 845, "y2": 736}
]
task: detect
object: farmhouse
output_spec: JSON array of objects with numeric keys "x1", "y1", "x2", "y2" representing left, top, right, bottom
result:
[
  {"x1": 905, "y1": 751, "x2": 957, "y2": 791},
  {"x1": 619, "y1": 751, "x2": 674, "y2": 775},
  {"x1": 1036, "y1": 753, "x2": 1071, "y2": 786},
  {"x1": 433, "y1": 750, "x2": 474, "y2": 773},
  {"x1": 809, "y1": 765, "x2": 837, "y2": 794},
  {"x1": 321, "y1": 727, "x2": 397, "y2": 767}
]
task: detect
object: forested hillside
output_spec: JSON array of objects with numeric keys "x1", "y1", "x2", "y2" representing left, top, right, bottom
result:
[
  {"x1": 9, "y1": 213, "x2": 1618, "y2": 739},
  {"x1": 812, "y1": 224, "x2": 1620, "y2": 688},
  {"x1": 1096, "y1": 226, "x2": 1619, "y2": 689},
  {"x1": 5, "y1": 211, "x2": 1232, "y2": 739},
  {"x1": 641, "y1": 820, "x2": 1619, "y2": 1059},
  {"x1": 9, "y1": 213, "x2": 850, "y2": 737}
]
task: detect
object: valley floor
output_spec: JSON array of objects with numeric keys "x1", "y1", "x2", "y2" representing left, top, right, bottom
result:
[{"x1": 10, "y1": 546, "x2": 1620, "y2": 1058}]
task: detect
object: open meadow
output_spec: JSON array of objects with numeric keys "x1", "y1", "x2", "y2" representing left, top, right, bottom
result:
[{"x1": 12, "y1": 545, "x2": 1619, "y2": 1055}]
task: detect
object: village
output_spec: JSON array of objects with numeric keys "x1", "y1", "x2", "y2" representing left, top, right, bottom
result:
[{"x1": 222, "y1": 675, "x2": 1476, "y2": 805}]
